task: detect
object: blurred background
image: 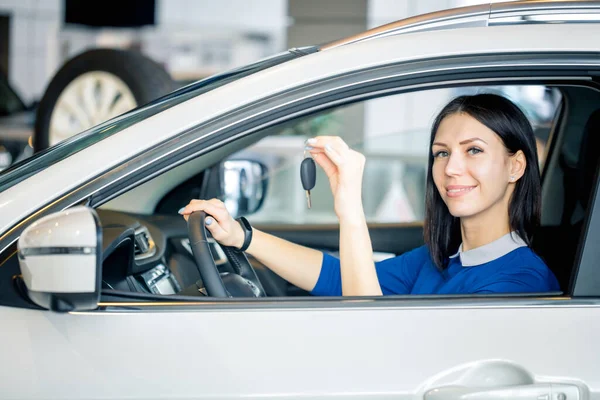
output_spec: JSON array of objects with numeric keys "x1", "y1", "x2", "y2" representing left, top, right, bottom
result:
[
  {"x1": 1, "y1": 0, "x2": 501, "y2": 105},
  {"x1": 2, "y1": 0, "x2": 559, "y2": 226}
]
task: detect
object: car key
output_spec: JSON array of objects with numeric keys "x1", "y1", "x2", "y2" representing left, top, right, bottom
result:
[{"x1": 301, "y1": 155, "x2": 316, "y2": 208}]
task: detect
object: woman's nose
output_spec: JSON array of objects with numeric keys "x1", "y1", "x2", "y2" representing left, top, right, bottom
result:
[{"x1": 444, "y1": 152, "x2": 465, "y2": 177}]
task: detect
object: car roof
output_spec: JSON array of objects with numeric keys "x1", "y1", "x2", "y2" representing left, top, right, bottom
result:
[{"x1": 322, "y1": 0, "x2": 600, "y2": 50}]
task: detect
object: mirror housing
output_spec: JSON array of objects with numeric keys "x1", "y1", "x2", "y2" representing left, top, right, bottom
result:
[
  {"x1": 220, "y1": 159, "x2": 268, "y2": 218},
  {"x1": 17, "y1": 206, "x2": 102, "y2": 312}
]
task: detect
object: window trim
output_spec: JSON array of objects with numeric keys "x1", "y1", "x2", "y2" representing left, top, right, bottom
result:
[{"x1": 93, "y1": 291, "x2": 598, "y2": 313}]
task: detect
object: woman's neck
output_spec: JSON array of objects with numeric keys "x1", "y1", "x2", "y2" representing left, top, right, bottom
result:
[{"x1": 460, "y1": 208, "x2": 512, "y2": 252}]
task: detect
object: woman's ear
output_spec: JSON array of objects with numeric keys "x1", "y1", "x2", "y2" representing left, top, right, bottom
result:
[{"x1": 509, "y1": 150, "x2": 526, "y2": 182}]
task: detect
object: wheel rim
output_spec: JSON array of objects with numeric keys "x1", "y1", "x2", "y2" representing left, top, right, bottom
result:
[{"x1": 48, "y1": 71, "x2": 138, "y2": 146}]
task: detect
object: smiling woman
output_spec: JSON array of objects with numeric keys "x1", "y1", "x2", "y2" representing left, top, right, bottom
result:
[
  {"x1": 182, "y1": 93, "x2": 560, "y2": 296},
  {"x1": 427, "y1": 94, "x2": 540, "y2": 269}
]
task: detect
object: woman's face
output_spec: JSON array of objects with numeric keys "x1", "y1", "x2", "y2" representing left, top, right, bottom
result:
[{"x1": 431, "y1": 112, "x2": 520, "y2": 221}]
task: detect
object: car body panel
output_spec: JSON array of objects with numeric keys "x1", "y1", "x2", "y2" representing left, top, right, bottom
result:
[
  {"x1": 1, "y1": 23, "x2": 600, "y2": 238},
  {"x1": 1, "y1": 300, "x2": 599, "y2": 399}
]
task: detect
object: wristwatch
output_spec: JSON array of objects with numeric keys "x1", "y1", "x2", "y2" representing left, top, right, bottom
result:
[{"x1": 236, "y1": 216, "x2": 253, "y2": 252}]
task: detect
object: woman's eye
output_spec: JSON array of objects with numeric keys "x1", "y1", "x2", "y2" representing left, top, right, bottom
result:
[
  {"x1": 467, "y1": 147, "x2": 482, "y2": 155},
  {"x1": 433, "y1": 150, "x2": 448, "y2": 158}
]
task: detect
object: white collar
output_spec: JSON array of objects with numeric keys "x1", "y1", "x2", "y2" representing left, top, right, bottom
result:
[{"x1": 449, "y1": 232, "x2": 527, "y2": 267}]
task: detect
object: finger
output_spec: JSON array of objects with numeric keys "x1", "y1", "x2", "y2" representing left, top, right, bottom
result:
[
  {"x1": 207, "y1": 198, "x2": 227, "y2": 209},
  {"x1": 181, "y1": 200, "x2": 228, "y2": 222},
  {"x1": 323, "y1": 143, "x2": 343, "y2": 166},
  {"x1": 306, "y1": 136, "x2": 349, "y2": 153},
  {"x1": 190, "y1": 197, "x2": 224, "y2": 208},
  {"x1": 306, "y1": 136, "x2": 349, "y2": 168},
  {"x1": 203, "y1": 216, "x2": 228, "y2": 238},
  {"x1": 305, "y1": 146, "x2": 324, "y2": 154},
  {"x1": 312, "y1": 152, "x2": 337, "y2": 179}
]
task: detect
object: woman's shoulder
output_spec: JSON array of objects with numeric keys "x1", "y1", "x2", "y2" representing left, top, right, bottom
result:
[
  {"x1": 400, "y1": 244, "x2": 432, "y2": 264},
  {"x1": 376, "y1": 244, "x2": 431, "y2": 271},
  {"x1": 493, "y1": 246, "x2": 560, "y2": 291},
  {"x1": 505, "y1": 246, "x2": 548, "y2": 268},
  {"x1": 382, "y1": 244, "x2": 430, "y2": 262}
]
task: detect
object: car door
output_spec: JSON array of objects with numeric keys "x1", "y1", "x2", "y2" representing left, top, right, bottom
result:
[
  {"x1": 1, "y1": 241, "x2": 598, "y2": 399},
  {"x1": 1, "y1": 37, "x2": 600, "y2": 399}
]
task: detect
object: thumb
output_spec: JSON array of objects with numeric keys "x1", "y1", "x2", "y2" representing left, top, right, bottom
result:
[{"x1": 204, "y1": 216, "x2": 228, "y2": 242}]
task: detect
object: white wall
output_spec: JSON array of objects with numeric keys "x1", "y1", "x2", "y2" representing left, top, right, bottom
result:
[
  {"x1": 157, "y1": 0, "x2": 287, "y2": 32},
  {"x1": 368, "y1": 0, "x2": 454, "y2": 28},
  {"x1": 0, "y1": 0, "x2": 61, "y2": 104},
  {"x1": 152, "y1": 0, "x2": 288, "y2": 79}
]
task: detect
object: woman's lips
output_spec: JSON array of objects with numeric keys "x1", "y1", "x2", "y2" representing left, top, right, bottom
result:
[{"x1": 446, "y1": 185, "x2": 476, "y2": 198}]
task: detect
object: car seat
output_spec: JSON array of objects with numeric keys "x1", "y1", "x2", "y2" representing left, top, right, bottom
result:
[{"x1": 534, "y1": 109, "x2": 600, "y2": 292}]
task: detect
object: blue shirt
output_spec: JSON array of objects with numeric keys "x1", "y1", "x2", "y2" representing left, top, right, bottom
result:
[{"x1": 311, "y1": 232, "x2": 560, "y2": 296}]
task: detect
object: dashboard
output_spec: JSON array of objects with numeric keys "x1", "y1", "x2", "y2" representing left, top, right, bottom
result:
[{"x1": 98, "y1": 209, "x2": 235, "y2": 297}]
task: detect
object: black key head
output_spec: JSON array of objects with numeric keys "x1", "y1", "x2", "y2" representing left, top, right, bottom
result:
[{"x1": 300, "y1": 157, "x2": 316, "y2": 191}]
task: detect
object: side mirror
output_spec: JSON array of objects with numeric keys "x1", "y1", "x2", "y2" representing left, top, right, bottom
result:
[
  {"x1": 221, "y1": 160, "x2": 268, "y2": 218},
  {"x1": 17, "y1": 206, "x2": 102, "y2": 312}
]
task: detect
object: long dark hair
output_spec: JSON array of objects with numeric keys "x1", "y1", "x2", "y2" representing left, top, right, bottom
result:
[{"x1": 424, "y1": 93, "x2": 541, "y2": 269}]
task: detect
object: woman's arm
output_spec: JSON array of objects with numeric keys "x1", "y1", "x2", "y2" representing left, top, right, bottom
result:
[
  {"x1": 307, "y1": 136, "x2": 383, "y2": 296},
  {"x1": 181, "y1": 134, "x2": 382, "y2": 296},
  {"x1": 180, "y1": 198, "x2": 323, "y2": 292},
  {"x1": 339, "y1": 216, "x2": 382, "y2": 296},
  {"x1": 245, "y1": 228, "x2": 323, "y2": 292}
]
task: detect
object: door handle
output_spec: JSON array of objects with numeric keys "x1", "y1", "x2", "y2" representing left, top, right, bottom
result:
[{"x1": 425, "y1": 383, "x2": 580, "y2": 400}]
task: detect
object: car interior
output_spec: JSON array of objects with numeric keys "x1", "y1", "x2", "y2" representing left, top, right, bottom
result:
[{"x1": 4, "y1": 80, "x2": 600, "y2": 304}]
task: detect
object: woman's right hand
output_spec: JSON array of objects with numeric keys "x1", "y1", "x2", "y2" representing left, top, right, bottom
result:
[
  {"x1": 178, "y1": 198, "x2": 245, "y2": 249},
  {"x1": 305, "y1": 136, "x2": 366, "y2": 222}
]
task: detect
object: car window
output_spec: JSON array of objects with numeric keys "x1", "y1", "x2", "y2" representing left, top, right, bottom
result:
[{"x1": 238, "y1": 85, "x2": 562, "y2": 225}]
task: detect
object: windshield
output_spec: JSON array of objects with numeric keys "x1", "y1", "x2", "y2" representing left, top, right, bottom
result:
[{"x1": 0, "y1": 47, "x2": 318, "y2": 193}]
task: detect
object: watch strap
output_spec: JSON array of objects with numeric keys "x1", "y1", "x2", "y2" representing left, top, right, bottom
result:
[{"x1": 236, "y1": 216, "x2": 253, "y2": 252}]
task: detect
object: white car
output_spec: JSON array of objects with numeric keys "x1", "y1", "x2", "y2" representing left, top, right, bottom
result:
[{"x1": 1, "y1": 1, "x2": 600, "y2": 399}]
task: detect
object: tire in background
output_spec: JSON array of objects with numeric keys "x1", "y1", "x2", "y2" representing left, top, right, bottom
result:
[{"x1": 34, "y1": 48, "x2": 177, "y2": 151}]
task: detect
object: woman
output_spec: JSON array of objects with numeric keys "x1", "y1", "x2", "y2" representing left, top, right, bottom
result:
[{"x1": 179, "y1": 94, "x2": 559, "y2": 296}]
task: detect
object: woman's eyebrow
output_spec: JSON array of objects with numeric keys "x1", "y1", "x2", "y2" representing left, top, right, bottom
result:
[
  {"x1": 432, "y1": 137, "x2": 487, "y2": 147},
  {"x1": 459, "y1": 137, "x2": 488, "y2": 145}
]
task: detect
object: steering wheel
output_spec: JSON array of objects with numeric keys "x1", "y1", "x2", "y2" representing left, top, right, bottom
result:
[{"x1": 186, "y1": 211, "x2": 266, "y2": 298}]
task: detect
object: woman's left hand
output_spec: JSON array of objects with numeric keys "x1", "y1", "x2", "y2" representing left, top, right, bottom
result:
[{"x1": 305, "y1": 136, "x2": 366, "y2": 222}]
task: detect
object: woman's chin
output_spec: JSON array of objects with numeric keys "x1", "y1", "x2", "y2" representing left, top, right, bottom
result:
[{"x1": 447, "y1": 206, "x2": 476, "y2": 219}]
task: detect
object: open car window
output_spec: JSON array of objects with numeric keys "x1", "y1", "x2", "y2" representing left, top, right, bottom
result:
[
  {"x1": 244, "y1": 85, "x2": 562, "y2": 226},
  {"x1": 89, "y1": 82, "x2": 579, "y2": 302}
]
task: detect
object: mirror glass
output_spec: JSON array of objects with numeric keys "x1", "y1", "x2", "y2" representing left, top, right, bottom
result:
[{"x1": 222, "y1": 160, "x2": 267, "y2": 218}]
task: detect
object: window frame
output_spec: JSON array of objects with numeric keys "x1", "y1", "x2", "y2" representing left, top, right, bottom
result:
[{"x1": 93, "y1": 75, "x2": 600, "y2": 307}]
